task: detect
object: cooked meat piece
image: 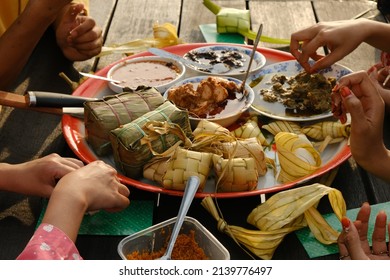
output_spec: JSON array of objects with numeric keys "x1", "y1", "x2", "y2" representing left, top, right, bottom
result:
[
  {"x1": 260, "y1": 71, "x2": 335, "y2": 114},
  {"x1": 167, "y1": 76, "x2": 239, "y2": 117}
]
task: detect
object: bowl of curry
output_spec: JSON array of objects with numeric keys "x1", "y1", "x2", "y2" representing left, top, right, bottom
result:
[{"x1": 164, "y1": 75, "x2": 254, "y2": 128}]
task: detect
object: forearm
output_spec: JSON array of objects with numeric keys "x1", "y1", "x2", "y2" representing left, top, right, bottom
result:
[
  {"x1": 0, "y1": 163, "x2": 22, "y2": 192},
  {"x1": 0, "y1": 2, "x2": 65, "y2": 89},
  {"x1": 42, "y1": 189, "x2": 87, "y2": 242},
  {"x1": 361, "y1": 19, "x2": 390, "y2": 53}
]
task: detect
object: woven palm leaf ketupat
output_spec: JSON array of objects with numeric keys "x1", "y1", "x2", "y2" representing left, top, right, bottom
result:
[
  {"x1": 202, "y1": 183, "x2": 346, "y2": 259},
  {"x1": 202, "y1": 0, "x2": 290, "y2": 44},
  {"x1": 301, "y1": 121, "x2": 351, "y2": 141},
  {"x1": 162, "y1": 147, "x2": 213, "y2": 191},
  {"x1": 231, "y1": 116, "x2": 268, "y2": 146},
  {"x1": 219, "y1": 137, "x2": 267, "y2": 176},
  {"x1": 110, "y1": 101, "x2": 192, "y2": 179},
  {"x1": 275, "y1": 132, "x2": 322, "y2": 183},
  {"x1": 261, "y1": 120, "x2": 302, "y2": 136},
  {"x1": 212, "y1": 155, "x2": 259, "y2": 192},
  {"x1": 84, "y1": 86, "x2": 165, "y2": 156}
]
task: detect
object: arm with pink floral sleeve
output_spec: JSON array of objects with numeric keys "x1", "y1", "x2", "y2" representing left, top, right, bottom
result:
[
  {"x1": 16, "y1": 161, "x2": 130, "y2": 260},
  {"x1": 17, "y1": 223, "x2": 82, "y2": 260}
]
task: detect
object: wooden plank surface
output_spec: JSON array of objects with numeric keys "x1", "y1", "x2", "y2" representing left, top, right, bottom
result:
[
  {"x1": 313, "y1": 0, "x2": 379, "y2": 72},
  {"x1": 96, "y1": 0, "x2": 182, "y2": 70},
  {"x1": 249, "y1": 1, "x2": 316, "y2": 50}
]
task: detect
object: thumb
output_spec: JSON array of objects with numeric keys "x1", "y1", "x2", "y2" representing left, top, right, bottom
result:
[{"x1": 62, "y1": 3, "x2": 85, "y2": 26}]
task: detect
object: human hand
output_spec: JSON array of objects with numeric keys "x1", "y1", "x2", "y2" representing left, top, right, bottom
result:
[
  {"x1": 290, "y1": 20, "x2": 368, "y2": 73},
  {"x1": 55, "y1": 3, "x2": 103, "y2": 61},
  {"x1": 338, "y1": 202, "x2": 390, "y2": 260},
  {"x1": 334, "y1": 71, "x2": 386, "y2": 170},
  {"x1": 2, "y1": 153, "x2": 84, "y2": 197},
  {"x1": 53, "y1": 160, "x2": 130, "y2": 212}
]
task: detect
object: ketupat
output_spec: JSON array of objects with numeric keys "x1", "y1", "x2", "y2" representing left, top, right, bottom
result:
[
  {"x1": 275, "y1": 132, "x2": 322, "y2": 183},
  {"x1": 202, "y1": 183, "x2": 346, "y2": 259},
  {"x1": 301, "y1": 121, "x2": 351, "y2": 141},
  {"x1": 203, "y1": 0, "x2": 290, "y2": 44}
]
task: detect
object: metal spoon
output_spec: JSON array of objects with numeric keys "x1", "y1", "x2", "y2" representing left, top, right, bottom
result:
[
  {"x1": 79, "y1": 72, "x2": 123, "y2": 84},
  {"x1": 148, "y1": 48, "x2": 231, "y2": 74},
  {"x1": 159, "y1": 176, "x2": 200, "y2": 260},
  {"x1": 238, "y1": 24, "x2": 263, "y2": 99}
]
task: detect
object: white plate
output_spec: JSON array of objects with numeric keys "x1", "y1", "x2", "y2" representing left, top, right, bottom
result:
[
  {"x1": 249, "y1": 60, "x2": 353, "y2": 121},
  {"x1": 183, "y1": 45, "x2": 266, "y2": 78}
]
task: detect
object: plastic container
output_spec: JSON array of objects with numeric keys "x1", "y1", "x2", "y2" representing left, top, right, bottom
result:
[{"x1": 118, "y1": 216, "x2": 230, "y2": 260}]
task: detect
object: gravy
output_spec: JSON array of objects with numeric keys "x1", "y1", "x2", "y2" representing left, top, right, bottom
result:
[{"x1": 111, "y1": 61, "x2": 181, "y2": 89}]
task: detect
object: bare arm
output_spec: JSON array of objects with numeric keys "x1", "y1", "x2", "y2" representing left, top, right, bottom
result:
[
  {"x1": 290, "y1": 19, "x2": 390, "y2": 73},
  {"x1": 41, "y1": 161, "x2": 130, "y2": 242},
  {"x1": 0, "y1": 0, "x2": 72, "y2": 89}
]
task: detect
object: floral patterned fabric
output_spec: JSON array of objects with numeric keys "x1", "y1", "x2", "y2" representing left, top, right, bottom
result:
[{"x1": 16, "y1": 223, "x2": 82, "y2": 260}]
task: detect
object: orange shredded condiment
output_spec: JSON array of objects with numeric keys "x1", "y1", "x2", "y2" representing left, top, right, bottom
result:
[{"x1": 126, "y1": 230, "x2": 208, "y2": 260}]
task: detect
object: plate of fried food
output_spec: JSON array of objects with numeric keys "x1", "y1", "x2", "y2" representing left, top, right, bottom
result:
[
  {"x1": 249, "y1": 60, "x2": 353, "y2": 121},
  {"x1": 62, "y1": 44, "x2": 351, "y2": 198}
]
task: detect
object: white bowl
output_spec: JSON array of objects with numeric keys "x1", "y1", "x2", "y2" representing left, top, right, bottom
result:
[
  {"x1": 183, "y1": 45, "x2": 266, "y2": 79},
  {"x1": 164, "y1": 75, "x2": 255, "y2": 128},
  {"x1": 107, "y1": 56, "x2": 186, "y2": 94}
]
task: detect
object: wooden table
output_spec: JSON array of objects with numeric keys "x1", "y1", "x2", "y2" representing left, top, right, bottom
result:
[{"x1": 0, "y1": 0, "x2": 388, "y2": 260}]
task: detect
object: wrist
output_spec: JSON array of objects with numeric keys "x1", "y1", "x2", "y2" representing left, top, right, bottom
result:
[{"x1": 0, "y1": 163, "x2": 22, "y2": 192}]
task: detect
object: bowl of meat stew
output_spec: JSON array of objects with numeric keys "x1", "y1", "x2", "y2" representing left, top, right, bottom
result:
[{"x1": 164, "y1": 75, "x2": 255, "y2": 128}]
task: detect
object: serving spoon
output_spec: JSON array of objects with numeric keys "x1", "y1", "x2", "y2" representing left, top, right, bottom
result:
[
  {"x1": 79, "y1": 72, "x2": 124, "y2": 84},
  {"x1": 238, "y1": 24, "x2": 263, "y2": 100},
  {"x1": 159, "y1": 176, "x2": 200, "y2": 260}
]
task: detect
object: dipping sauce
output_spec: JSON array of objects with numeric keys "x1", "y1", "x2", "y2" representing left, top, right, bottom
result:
[{"x1": 110, "y1": 60, "x2": 181, "y2": 89}]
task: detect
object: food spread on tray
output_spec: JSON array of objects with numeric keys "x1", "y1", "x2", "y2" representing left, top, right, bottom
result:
[
  {"x1": 259, "y1": 71, "x2": 336, "y2": 117},
  {"x1": 83, "y1": 88, "x2": 351, "y2": 192}
]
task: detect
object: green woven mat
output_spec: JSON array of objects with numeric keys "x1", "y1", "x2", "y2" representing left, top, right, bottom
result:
[
  {"x1": 296, "y1": 202, "x2": 390, "y2": 258},
  {"x1": 38, "y1": 200, "x2": 154, "y2": 236}
]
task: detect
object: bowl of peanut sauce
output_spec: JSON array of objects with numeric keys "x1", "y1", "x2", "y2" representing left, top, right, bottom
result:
[{"x1": 107, "y1": 56, "x2": 186, "y2": 94}]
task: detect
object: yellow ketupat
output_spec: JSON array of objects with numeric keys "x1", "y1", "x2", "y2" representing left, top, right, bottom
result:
[
  {"x1": 301, "y1": 121, "x2": 351, "y2": 141},
  {"x1": 275, "y1": 132, "x2": 322, "y2": 183},
  {"x1": 213, "y1": 154, "x2": 259, "y2": 192},
  {"x1": 202, "y1": 183, "x2": 346, "y2": 260},
  {"x1": 261, "y1": 120, "x2": 302, "y2": 136},
  {"x1": 232, "y1": 117, "x2": 268, "y2": 146}
]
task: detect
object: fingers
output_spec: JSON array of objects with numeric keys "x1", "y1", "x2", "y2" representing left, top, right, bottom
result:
[
  {"x1": 338, "y1": 217, "x2": 370, "y2": 260},
  {"x1": 371, "y1": 211, "x2": 389, "y2": 257},
  {"x1": 290, "y1": 26, "x2": 338, "y2": 73},
  {"x1": 355, "y1": 203, "x2": 372, "y2": 254}
]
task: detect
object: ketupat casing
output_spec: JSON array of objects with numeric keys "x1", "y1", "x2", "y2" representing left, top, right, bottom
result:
[
  {"x1": 84, "y1": 86, "x2": 165, "y2": 156},
  {"x1": 110, "y1": 101, "x2": 192, "y2": 179},
  {"x1": 275, "y1": 132, "x2": 322, "y2": 183}
]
